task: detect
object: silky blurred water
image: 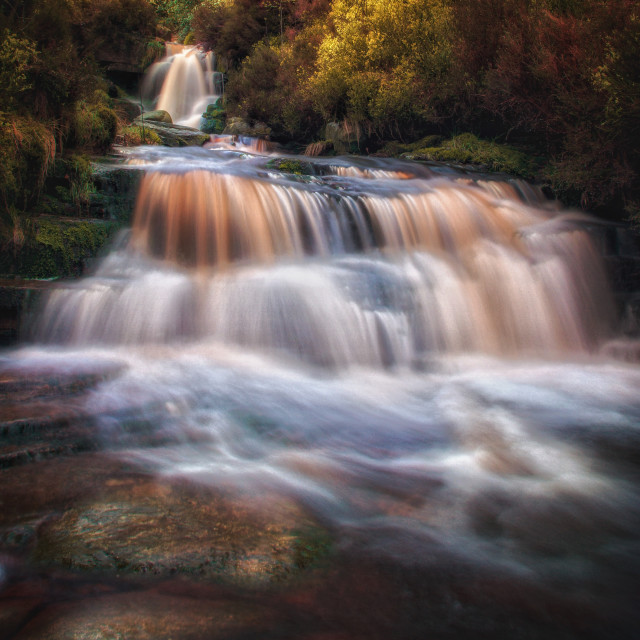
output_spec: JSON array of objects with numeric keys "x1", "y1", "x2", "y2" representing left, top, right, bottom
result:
[{"x1": 2, "y1": 143, "x2": 639, "y2": 638}]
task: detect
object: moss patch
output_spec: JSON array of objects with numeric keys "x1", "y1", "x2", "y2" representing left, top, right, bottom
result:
[
  {"x1": 119, "y1": 125, "x2": 163, "y2": 146},
  {"x1": 14, "y1": 217, "x2": 118, "y2": 279},
  {"x1": 201, "y1": 99, "x2": 226, "y2": 135},
  {"x1": 267, "y1": 158, "x2": 314, "y2": 176},
  {"x1": 69, "y1": 90, "x2": 118, "y2": 153},
  {"x1": 402, "y1": 133, "x2": 538, "y2": 179}
]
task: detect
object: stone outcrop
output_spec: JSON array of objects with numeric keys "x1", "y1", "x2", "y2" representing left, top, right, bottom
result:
[{"x1": 132, "y1": 114, "x2": 210, "y2": 147}]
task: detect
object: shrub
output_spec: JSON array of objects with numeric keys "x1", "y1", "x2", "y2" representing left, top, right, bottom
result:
[
  {"x1": 0, "y1": 30, "x2": 39, "y2": 111},
  {"x1": 69, "y1": 90, "x2": 118, "y2": 152},
  {"x1": 0, "y1": 115, "x2": 56, "y2": 253},
  {"x1": 0, "y1": 115, "x2": 56, "y2": 212}
]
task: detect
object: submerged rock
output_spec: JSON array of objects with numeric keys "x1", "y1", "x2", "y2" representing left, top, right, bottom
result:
[
  {"x1": 32, "y1": 478, "x2": 331, "y2": 587},
  {"x1": 14, "y1": 591, "x2": 282, "y2": 640}
]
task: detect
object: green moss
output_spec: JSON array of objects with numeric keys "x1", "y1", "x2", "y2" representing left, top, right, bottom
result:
[
  {"x1": 402, "y1": 133, "x2": 537, "y2": 179},
  {"x1": 201, "y1": 99, "x2": 226, "y2": 135},
  {"x1": 267, "y1": 158, "x2": 313, "y2": 176},
  {"x1": 120, "y1": 125, "x2": 163, "y2": 146},
  {"x1": 379, "y1": 135, "x2": 444, "y2": 157},
  {"x1": 69, "y1": 90, "x2": 118, "y2": 153},
  {"x1": 17, "y1": 217, "x2": 118, "y2": 279},
  {"x1": 142, "y1": 40, "x2": 166, "y2": 69}
]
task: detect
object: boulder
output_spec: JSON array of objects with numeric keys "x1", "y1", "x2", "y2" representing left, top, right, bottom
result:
[
  {"x1": 135, "y1": 110, "x2": 172, "y2": 124},
  {"x1": 131, "y1": 119, "x2": 210, "y2": 147},
  {"x1": 114, "y1": 98, "x2": 143, "y2": 125},
  {"x1": 223, "y1": 118, "x2": 272, "y2": 139}
]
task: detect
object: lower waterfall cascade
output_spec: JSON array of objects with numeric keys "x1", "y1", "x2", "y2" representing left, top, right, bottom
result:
[{"x1": 1, "y1": 140, "x2": 639, "y2": 640}]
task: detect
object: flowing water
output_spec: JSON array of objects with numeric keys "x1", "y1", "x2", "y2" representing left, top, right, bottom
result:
[
  {"x1": 2, "y1": 87, "x2": 640, "y2": 637},
  {"x1": 141, "y1": 44, "x2": 220, "y2": 128}
]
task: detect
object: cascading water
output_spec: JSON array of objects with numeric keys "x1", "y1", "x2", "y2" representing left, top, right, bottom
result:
[
  {"x1": 141, "y1": 43, "x2": 219, "y2": 127},
  {"x1": 2, "y1": 72, "x2": 640, "y2": 639},
  {"x1": 34, "y1": 149, "x2": 613, "y2": 366}
]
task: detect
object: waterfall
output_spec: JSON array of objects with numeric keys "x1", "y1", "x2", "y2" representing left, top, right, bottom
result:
[
  {"x1": 5, "y1": 66, "x2": 640, "y2": 640},
  {"x1": 33, "y1": 148, "x2": 614, "y2": 367},
  {"x1": 141, "y1": 44, "x2": 219, "y2": 128}
]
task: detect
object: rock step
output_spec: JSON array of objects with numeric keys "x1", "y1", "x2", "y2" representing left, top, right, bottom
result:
[
  {"x1": 0, "y1": 361, "x2": 126, "y2": 401},
  {"x1": 0, "y1": 400, "x2": 208, "y2": 469}
]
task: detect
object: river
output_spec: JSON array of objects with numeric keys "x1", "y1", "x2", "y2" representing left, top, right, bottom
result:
[{"x1": 0, "y1": 49, "x2": 639, "y2": 640}]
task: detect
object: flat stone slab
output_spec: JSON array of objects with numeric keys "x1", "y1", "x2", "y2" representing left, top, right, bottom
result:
[{"x1": 31, "y1": 476, "x2": 331, "y2": 587}]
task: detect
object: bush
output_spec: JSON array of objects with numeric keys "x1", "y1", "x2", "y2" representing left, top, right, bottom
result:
[
  {"x1": 0, "y1": 30, "x2": 39, "y2": 111},
  {"x1": 0, "y1": 115, "x2": 56, "y2": 254},
  {"x1": 0, "y1": 115, "x2": 56, "y2": 213},
  {"x1": 69, "y1": 90, "x2": 118, "y2": 152},
  {"x1": 150, "y1": 0, "x2": 200, "y2": 42}
]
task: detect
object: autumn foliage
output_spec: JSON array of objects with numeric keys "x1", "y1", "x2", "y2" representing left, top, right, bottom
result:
[{"x1": 190, "y1": 0, "x2": 639, "y2": 219}]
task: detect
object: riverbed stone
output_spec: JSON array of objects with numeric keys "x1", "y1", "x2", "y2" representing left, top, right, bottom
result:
[
  {"x1": 13, "y1": 591, "x2": 281, "y2": 640},
  {"x1": 31, "y1": 477, "x2": 331, "y2": 587}
]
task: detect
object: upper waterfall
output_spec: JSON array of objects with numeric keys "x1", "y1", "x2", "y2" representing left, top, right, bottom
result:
[{"x1": 141, "y1": 43, "x2": 220, "y2": 128}]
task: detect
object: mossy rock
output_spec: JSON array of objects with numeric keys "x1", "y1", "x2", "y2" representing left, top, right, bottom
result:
[
  {"x1": 113, "y1": 97, "x2": 143, "y2": 124},
  {"x1": 119, "y1": 125, "x2": 163, "y2": 146},
  {"x1": 15, "y1": 217, "x2": 118, "y2": 279},
  {"x1": 267, "y1": 158, "x2": 314, "y2": 176},
  {"x1": 223, "y1": 117, "x2": 252, "y2": 136},
  {"x1": 201, "y1": 100, "x2": 226, "y2": 134},
  {"x1": 135, "y1": 110, "x2": 173, "y2": 124},
  {"x1": 403, "y1": 133, "x2": 537, "y2": 179},
  {"x1": 223, "y1": 118, "x2": 271, "y2": 138},
  {"x1": 131, "y1": 120, "x2": 209, "y2": 147}
]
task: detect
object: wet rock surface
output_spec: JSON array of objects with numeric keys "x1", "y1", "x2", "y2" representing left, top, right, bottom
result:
[
  {"x1": 131, "y1": 117, "x2": 209, "y2": 147},
  {"x1": 1, "y1": 343, "x2": 639, "y2": 639},
  {"x1": 13, "y1": 588, "x2": 288, "y2": 640},
  {"x1": 31, "y1": 478, "x2": 328, "y2": 586},
  {"x1": 0, "y1": 366, "x2": 334, "y2": 638}
]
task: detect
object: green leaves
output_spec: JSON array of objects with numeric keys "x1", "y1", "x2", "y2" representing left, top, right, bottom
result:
[{"x1": 0, "y1": 30, "x2": 38, "y2": 110}]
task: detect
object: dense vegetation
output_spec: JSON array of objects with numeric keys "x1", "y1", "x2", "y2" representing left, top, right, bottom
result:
[
  {"x1": 194, "y1": 0, "x2": 640, "y2": 219},
  {"x1": 1, "y1": 0, "x2": 639, "y2": 278}
]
